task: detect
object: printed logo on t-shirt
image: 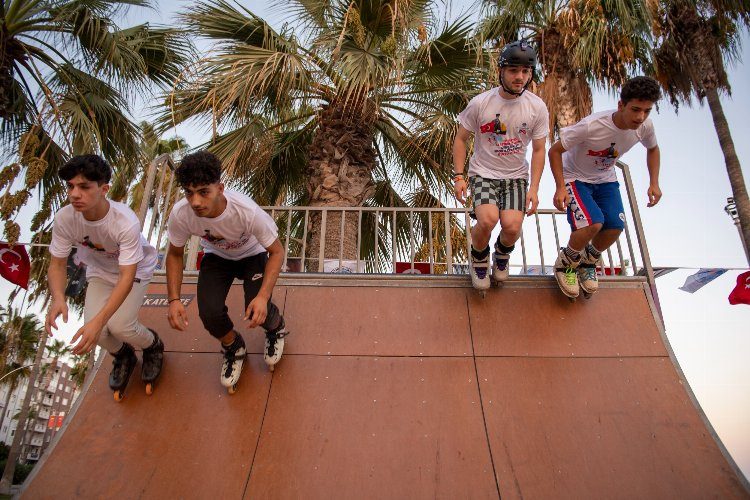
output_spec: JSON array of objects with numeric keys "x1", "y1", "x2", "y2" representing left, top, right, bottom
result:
[
  {"x1": 480, "y1": 114, "x2": 507, "y2": 135},
  {"x1": 79, "y1": 236, "x2": 119, "y2": 259},
  {"x1": 479, "y1": 114, "x2": 523, "y2": 157},
  {"x1": 517, "y1": 122, "x2": 529, "y2": 135},
  {"x1": 201, "y1": 229, "x2": 251, "y2": 251},
  {"x1": 586, "y1": 142, "x2": 619, "y2": 170}
]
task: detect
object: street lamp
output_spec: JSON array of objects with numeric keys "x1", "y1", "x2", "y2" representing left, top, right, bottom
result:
[{"x1": 725, "y1": 197, "x2": 750, "y2": 263}]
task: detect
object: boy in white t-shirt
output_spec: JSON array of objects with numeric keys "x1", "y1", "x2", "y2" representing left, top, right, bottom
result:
[
  {"x1": 165, "y1": 151, "x2": 287, "y2": 392},
  {"x1": 548, "y1": 76, "x2": 663, "y2": 298},
  {"x1": 46, "y1": 155, "x2": 163, "y2": 400},
  {"x1": 453, "y1": 41, "x2": 549, "y2": 291}
]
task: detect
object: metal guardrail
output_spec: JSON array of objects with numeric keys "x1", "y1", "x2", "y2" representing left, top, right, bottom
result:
[{"x1": 138, "y1": 156, "x2": 654, "y2": 289}]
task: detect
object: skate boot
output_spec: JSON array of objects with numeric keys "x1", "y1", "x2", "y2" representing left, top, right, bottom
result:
[
  {"x1": 109, "y1": 343, "x2": 137, "y2": 402},
  {"x1": 220, "y1": 334, "x2": 246, "y2": 394},
  {"x1": 554, "y1": 248, "x2": 580, "y2": 301},
  {"x1": 492, "y1": 246, "x2": 512, "y2": 283},
  {"x1": 264, "y1": 322, "x2": 289, "y2": 372},
  {"x1": 578, "y1": 247, "x2": 600, "y2": 299},
  {"x1": 141, "y1": 329, "x2": 164, "y2": 396},
  {"x1": 470, "y1": 247, "x2": 491, "y2": 295}
]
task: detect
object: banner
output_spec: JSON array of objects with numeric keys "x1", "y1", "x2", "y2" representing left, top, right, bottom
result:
[
  {"x1": 679, "y1": 268, "x2": 728, "y2": 293},
  {"x1": 0, "y1": 243, "x2": 30, "y2": 289},
  {"x1": 728, "y1": 270, "x2": 750, "y2": 306},
  {"x1": 323, "y1": 259, "x2": 366, "y2": 274},
  {"x1": 395, "y1": 262, "x2": 431, "y2": 274}
]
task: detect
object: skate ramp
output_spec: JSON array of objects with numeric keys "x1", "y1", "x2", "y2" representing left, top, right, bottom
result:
[{"x1": 21, "y1": 277, "x2": 750, "y2": 499}]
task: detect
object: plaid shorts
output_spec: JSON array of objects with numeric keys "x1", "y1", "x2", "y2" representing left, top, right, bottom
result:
[{"x1": 470, "y1": 176, "x2": 528, "y2": 212}]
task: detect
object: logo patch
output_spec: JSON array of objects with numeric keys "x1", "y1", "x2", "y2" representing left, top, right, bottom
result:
[{"x1": 252, "y1": 273, "x2": 263, "y2": 281}]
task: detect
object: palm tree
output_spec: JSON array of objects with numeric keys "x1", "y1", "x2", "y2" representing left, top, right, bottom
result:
[
  {"x1": 109, "y1": 121, "x2": 187, "y2": 205},
  {"x1": 479, "y1": 0, "x2": 653, "y2": 136},
  {"x1": 0, "y1": 314, "x2": 46, "y2": 494},
  {"x1": 0, "y1": 307, "x2": 40, "y2": 376},
  {"x1": 651, "y1": 0, "x2": 750, "y2": 264},
  {"x1": 68, "y1": 353, "x2": 90, "y2": 389},
  {"x1": 0, "y1": 0, "x2": 192, "y2": 244},
  {"x1": 163, "y1": 0, "x2": 484, "y2": 268}
]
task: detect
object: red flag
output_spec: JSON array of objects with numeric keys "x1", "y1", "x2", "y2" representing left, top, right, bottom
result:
[
  {"x1": 728, "y1": 271, "x2": 750, "y2": 305},
  {"x1": 0, "y1": 243, "x2": 30, "y2": 289}
]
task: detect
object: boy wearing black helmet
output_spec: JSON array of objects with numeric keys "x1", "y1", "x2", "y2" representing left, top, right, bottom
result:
[
  {"x1": 453, "y1": 41, "x2": 549, "y2": 292},
  {"x1": 548, "y1": 76, "x2": 662, "y2": 299}
]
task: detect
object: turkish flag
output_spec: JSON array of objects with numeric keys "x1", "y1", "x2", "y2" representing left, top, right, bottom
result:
[
  {"x1": 0, "y1": 243, "x2": 30, "y2": 289},
  {"x1": 728, "y1": 270, "x2": 750, "y2": 305}
]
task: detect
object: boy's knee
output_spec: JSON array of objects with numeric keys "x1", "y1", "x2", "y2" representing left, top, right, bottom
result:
[
  {"x1": 198, "y1": 308, "x2": 233, "y2": 339},
  {"x1": 501, "y1": 223, "x2": 522, "y2": 241},
  {"x1": 105, "y1": 317, "x2": 138, "y2": 337},
  {"x1": 476, "y1": 213, "x2": 499, "y2": 233}
]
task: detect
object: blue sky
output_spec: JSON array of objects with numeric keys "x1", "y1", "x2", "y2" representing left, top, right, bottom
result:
[{"x1": 2, "y1": 0, "x2": 749, "y2": 479}]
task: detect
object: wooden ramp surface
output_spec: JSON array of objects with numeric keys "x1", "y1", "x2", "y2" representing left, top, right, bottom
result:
[{"x1": 22, "y1": 280, "x2": 750, "y2": 499}]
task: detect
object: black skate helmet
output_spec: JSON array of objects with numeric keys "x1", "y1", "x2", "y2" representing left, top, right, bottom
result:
[
  {"x1": 499, "y1": 40, "x2": 537, "y2": 68},
  {"x1": 498, "y1": 41, "x2": 537, "y2": 96}
]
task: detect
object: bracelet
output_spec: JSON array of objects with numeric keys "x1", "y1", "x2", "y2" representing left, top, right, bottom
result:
[{"x1": 168, "y1": 298, "x2": 181, "y2": 304}]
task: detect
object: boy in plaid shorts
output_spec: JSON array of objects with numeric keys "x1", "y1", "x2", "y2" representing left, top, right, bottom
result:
[{"x1": 453, "y1": 41, "x2": 549, "y2": 290}]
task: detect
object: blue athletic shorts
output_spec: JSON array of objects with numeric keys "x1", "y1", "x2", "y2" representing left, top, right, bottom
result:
[{"x1": 566, "y1": 180, "x2": 625, "y2": 232}]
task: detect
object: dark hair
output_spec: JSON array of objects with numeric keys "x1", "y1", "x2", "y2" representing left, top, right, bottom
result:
[
  {"x1": 175, "y1": 150, "x2": 222, "y2": 187},
  {"x1": 620, "y1": 76, "x2": 661, "y2": 104},
  {"x1": 58, "y1": 154, "x2": 112, "y2": 184}
]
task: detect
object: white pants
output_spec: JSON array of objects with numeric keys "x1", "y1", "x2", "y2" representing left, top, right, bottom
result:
[{"x1": 84, "y1": 277, "x2": 154, "y2": 353}]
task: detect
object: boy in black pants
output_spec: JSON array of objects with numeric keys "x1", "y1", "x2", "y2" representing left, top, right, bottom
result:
[{"x1": 165, "y1": 151, "x2": 287, "y2": 392}]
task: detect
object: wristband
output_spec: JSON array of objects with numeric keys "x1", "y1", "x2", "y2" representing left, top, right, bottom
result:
[{"x1": 168, "y1": 298, "x2": 181, "y2": 304}]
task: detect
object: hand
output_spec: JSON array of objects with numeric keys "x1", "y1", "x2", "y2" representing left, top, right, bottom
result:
[
  {"x1": 526, "y1": 188, "x2": 539, "y2": 215},
  {"x1": 553, "y1": 186, "x2": 569, "y2": 212},
  {"x1": 45, "y1": 300, "x2": 68, "y2": 336},
  {"x1": 647, "y1": 184, "x2": 662, "y2": 207},
  {"x1": 71, "y1": 319, "x2": 103, "y2": 355},
  {"x1": 244, "y1": 297, "x2": 268, "y2": 329},
  {"x1": 167, "y1": 300, "x2": 189, "y2": 331},
  {"x1": 454, "y1": 178, "x2": 467, "y2": 205}
]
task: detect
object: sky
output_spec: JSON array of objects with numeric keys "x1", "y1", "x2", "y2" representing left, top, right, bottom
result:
[{"x1": 2, "y1": 0, "x2": 749, "y2": 480}]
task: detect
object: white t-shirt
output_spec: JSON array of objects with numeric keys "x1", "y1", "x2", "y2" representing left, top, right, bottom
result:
[
  {"x1": 167, "y1": 190, "x2": 278, "y2": 260},
  {"x1": 561, "y1": 109, "x2": 658, "y2": 184},
  {"x1": 457, "y1": 88, "x2": 549, "y2": 180},
  {"x1": 49, "y1": 201, "x2": 157, "y2": 284}
]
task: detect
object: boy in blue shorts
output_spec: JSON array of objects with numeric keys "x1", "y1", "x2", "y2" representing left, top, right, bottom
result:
[{"x1": 548, "y1": 76, "x2": 663, "y2": 298}]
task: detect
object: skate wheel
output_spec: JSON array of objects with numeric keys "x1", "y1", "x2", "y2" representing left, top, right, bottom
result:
[
  {"x1": 268, "y1": 364, "x2": 275, "y2": 372},
  {"x1": 228, "y1": 384, "x2": 237, "y2": 395},
  {"x1": 568, "y1": 296, "x2": 576, "y2": 303},
  {"x1": 145, "y1": 383, "x2": 154, "y2": 396},
  {"x1": 583, "y1": 292, "x2": 592, "y2": 300},
  {"x1": 114, "y1": 390, "x2": 124, "y2": 402}
]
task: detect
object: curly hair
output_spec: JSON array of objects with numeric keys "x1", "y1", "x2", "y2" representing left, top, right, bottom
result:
[
  {"x1": 620, "y1": 76, "x2": 661, "y2": 104},
  {"x1": 58, "y1": 154, "x2": 111, "y2": 184},
  {"x1": 175, "y1": 150, "x2": 222, "y2": 187}
]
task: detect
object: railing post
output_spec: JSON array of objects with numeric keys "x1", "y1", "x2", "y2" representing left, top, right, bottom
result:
[
  {"x1": 618, "y1": 160, "x2": 662, "y2": 318},
  {"x1": 138, "y1": 154, "x2": 170, "y2": 227}
]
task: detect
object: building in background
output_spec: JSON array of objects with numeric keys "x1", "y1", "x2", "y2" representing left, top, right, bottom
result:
[{"x1": 0, "y1": 357, "x2": 82, "y2": 463}]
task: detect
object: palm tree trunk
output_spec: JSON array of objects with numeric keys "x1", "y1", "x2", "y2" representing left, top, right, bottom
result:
[
  {"x1": 705, "y1": 87, "x2": 750, "y2": 265},
  {"x1": 0, "y1": 330, "x2": 48, "y2": 494},
  {"x1": 537, "y1": 29, "x2": 593, "y2": 137},
  {"x1": 305, "y1": 96, "x2": 377, "y2": 269},
  {"x1": 0, "y1": 379, "x2": 17, "y2": 434}
]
